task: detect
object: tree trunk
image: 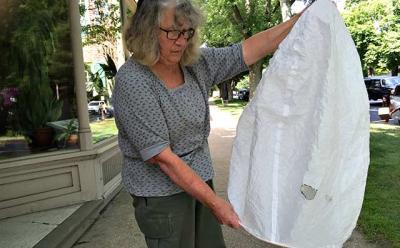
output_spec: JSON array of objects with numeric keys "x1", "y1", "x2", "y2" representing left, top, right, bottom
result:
[
  {"x1": 219, "y1": 81, "x2": 229, "y2": 100},
  {"x1": 391, "y1": 66, "x2": 399, "y2": 76},
  {"x1": 249, "y1": 61, "x2": 263, "y2": 99},
  {"x1": 227, "y1": 82, "x2": 233, "y2": 101},
  {"x1": 368, "y1": 67, "x2": 375, "y2": 76},
  {"x1": 279, "y1": 0, "x2": 292, "y2": 21},
  {"x1": 230, "y1": 81, "x2": 236, "y2": 100}
]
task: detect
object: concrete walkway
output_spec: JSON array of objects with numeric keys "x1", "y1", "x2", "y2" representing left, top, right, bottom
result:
[{"x1": 73, "y1": 104, "x2": 376, "y2": 248}]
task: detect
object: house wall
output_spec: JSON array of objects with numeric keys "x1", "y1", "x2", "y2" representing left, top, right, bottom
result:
[{"x1": 0, "y1": 137, "x2": 121, "y2": 219}]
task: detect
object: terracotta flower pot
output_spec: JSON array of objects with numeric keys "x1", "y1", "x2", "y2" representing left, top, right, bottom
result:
[
  {"x1": 33, "y1": 127, "x2": 54, "y2": 147},
  {"x1": 66, "y1": 134, "x2": 79, "y2": 146}
]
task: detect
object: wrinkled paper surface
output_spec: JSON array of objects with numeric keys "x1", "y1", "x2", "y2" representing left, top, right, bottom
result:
[{"x1": 228, "y1": 0, "x2": 370, "y2": 247}]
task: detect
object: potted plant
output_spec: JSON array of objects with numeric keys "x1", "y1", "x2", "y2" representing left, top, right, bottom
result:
[
  {"x1": 15, "y1": 82, "x2": 63, "y2": 147},
  {"x1": 55, "y1": 119, "x2": 78, "y2": 148}
]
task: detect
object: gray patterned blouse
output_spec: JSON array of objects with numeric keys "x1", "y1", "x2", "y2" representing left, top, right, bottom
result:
[{"x1": 113, "y1": 43, "x2": 248, "y2": 196}]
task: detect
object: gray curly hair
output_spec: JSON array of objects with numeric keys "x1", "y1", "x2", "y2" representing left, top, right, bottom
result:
[{"x1": 124, "y1": 0, "x2": 204, "y2": 66}]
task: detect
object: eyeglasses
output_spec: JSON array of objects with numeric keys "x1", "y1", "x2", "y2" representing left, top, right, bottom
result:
[{"x1": 159, "y1": 27, "x2": 195, "y2": 40}]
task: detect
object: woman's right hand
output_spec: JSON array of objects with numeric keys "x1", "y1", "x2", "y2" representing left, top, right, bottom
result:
[
  {"x1": 210, "y1": 197, "x2": 241, "y2": 229},
  {"x1": 151, "y1": 148, "x2": 241, "y2": 229}
]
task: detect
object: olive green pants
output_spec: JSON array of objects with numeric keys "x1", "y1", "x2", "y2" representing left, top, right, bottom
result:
[{"x1": 131, "y1": 181, "x2": 226, "y2": 248}]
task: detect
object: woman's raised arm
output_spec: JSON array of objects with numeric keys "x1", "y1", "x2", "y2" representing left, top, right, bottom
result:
[{"x1": 242, "y1": 13, "x2": 303, "y2": 66}]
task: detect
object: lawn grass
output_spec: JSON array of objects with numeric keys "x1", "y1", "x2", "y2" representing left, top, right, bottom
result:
[
  {"x1": 359, "y1": 123, "x2": 400, "y2": 247},
  {"x1": 90, "y1": 118, "x2": 118, "y2": 143},
  {"x1": 211, "y1": 98, "x2": 248, "y2": 117},
  {"x1": 0, "y1": 119, "x2": 118, "y2": 147},
  {"x1": 213, "y1": 101, "x2": 400, "y2": 247},
  {"x1": 0, "y1": 120, "x2": 118, "y2": 159}
]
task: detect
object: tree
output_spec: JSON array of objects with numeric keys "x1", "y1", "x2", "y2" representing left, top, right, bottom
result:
[
  {"x1": 279, "y1": 0, "x2": 295, "y2": 21},
  {"x1": 80, "y1": 0, "x2": 122, "y2": 63},
  {"x1": 80, "y1": 0, "x2": 122, "y2": 101},
  {"x1": 199, "y1": 0, "x2": 282, "y2": 99},
  {"x1": 99, "y1": 54, "x2": 118, "y2": 100},
  {"x1": 344, "y1": 0, "x2": 400, "y2": 75},
  {"x1": 85, "y1": 64, "x2": 108, "y2": 101}
]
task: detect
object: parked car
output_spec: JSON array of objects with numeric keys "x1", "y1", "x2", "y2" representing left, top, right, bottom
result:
[
  {"x1": 238, "y1": 89, "x2": 249, "y2": 101},
  {"x1": 87, "y1": 101, "x2": 106, "y2": 114},
  {"x1": 364, "y1": 76, "x2": 400, "y2": 100}
]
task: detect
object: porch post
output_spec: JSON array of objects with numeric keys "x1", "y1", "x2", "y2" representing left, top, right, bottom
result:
[{"x1": 68, "y1": 0, "x2": 94, "y2": 150}]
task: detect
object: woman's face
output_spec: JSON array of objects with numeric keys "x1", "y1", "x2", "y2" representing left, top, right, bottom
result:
[{"x1": 158, "y1": 8, "x2": 191, "y2": 66}]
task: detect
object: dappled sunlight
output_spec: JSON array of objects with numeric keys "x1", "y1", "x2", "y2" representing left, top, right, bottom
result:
[
  {"x1": 370, "y1": 123, "x2": 400, "y2": 131},
  {"x1": 370, "y1": 123, "x2": 400, "y2": 137}
]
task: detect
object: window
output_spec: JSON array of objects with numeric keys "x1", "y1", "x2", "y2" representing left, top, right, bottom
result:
[
  {"x1": 382, "y1": 79, "x2": 390, "y2": 87},
  {"x1": 371, "y1": 80, "x2": 381, "y2": 88},
  {"x1": 0, "y1": 0, "x2": 79, "y2": 159},
  {"x1": 0, "y1": 0, "x2": 124, "y2": 159},
  {"x1": 384, "y1": 78, "x2": 400, "y2": 87}
]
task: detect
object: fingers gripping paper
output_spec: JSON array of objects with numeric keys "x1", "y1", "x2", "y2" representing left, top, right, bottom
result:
[{"x1": 228, "y1": 0, "x2": 370, "y2": 247}]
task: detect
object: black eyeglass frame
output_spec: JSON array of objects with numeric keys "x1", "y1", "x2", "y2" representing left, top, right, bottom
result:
[{"x1": 159, "y1": 27, "x2": 195, "y2": 41}]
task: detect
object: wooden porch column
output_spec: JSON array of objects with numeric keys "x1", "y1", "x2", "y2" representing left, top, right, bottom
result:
[{"x1": 68, "y1": 0, "x2": 93, "y2": 150}]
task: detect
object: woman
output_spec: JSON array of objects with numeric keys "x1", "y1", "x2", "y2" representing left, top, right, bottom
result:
[
  {"x1": 113, "y1": 0, "x2": 305, "y2": 247},
  {"x1": 382, "y1": 94, "x2": 400, "y2": 123}
]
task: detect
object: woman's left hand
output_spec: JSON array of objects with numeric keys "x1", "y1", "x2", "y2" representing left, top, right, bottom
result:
[{"x1": 210, "y1": 197, "x2": 241, "y2": 229}]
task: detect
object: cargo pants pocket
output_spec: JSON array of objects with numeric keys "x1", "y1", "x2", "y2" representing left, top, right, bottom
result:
[{"x1": 132, "y1": 196, "x2": 173, "y2": 242}]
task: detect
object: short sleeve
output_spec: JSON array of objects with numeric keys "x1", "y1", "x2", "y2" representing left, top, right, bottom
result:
[
  {"x1": 199, "y1": 43, "x2": 248, "y2": 88},
  {"x1": 113, "y1": 68, "x2": 169, "y2": 161}
]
